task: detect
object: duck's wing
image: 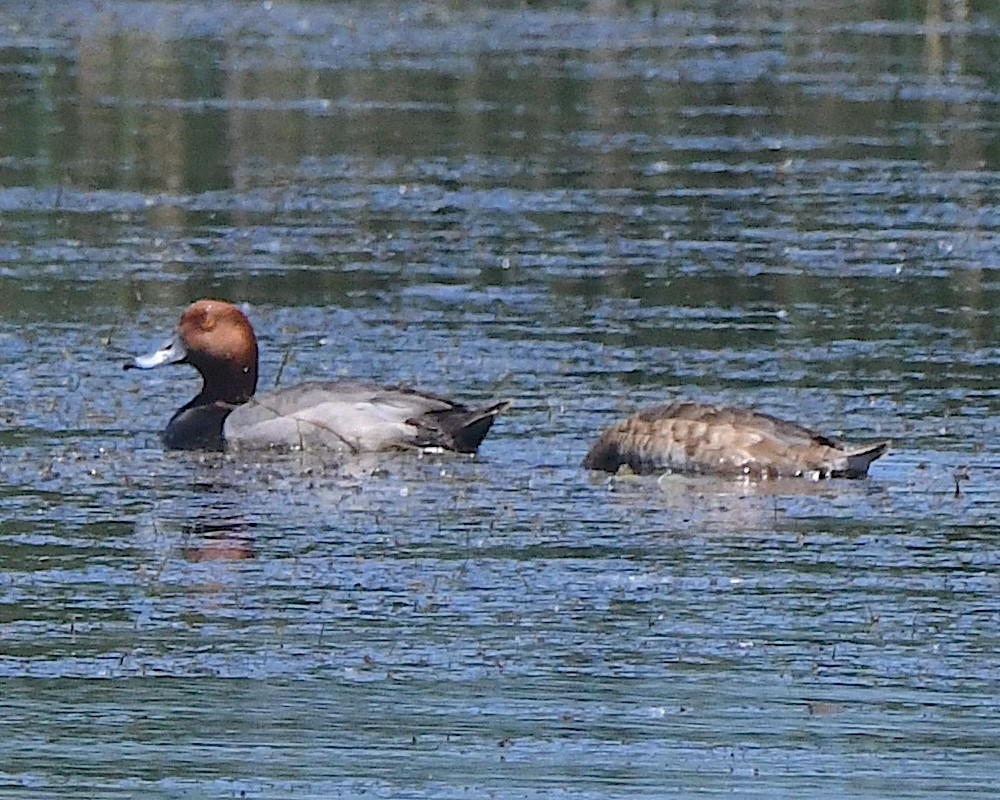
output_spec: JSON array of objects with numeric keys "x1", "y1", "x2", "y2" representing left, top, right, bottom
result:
[{"x1": 226, "y1": 381, "x2": 509, "y2": 453}]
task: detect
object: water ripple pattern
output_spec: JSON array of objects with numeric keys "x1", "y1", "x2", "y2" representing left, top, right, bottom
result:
[{"x1": 1, "y1": 1, "x2": 999, "y2": 798}]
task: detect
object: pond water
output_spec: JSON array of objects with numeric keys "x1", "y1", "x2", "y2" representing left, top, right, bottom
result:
[{"x1": 1, "y1": 1, "x2": 999, "y2": 797}]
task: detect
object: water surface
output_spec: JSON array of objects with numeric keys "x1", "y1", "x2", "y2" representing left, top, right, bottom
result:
[{"x1": 1, "y1": 1, "x2": 999, "y2": 798}]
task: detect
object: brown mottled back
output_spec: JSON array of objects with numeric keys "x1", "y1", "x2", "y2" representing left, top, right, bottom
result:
[{"x1": 584, "y1": 401, "x2": 889, "y2": 479}]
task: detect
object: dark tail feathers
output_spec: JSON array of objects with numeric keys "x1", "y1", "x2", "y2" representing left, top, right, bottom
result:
[
  {"x1": 418, "y1": 400, "x2": 512, "y2": 453},
  {"x1": 839, "y1": 440, "x2": 891, "y2": 478}
]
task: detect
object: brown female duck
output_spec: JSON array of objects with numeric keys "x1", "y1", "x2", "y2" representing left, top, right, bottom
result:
[{"x1": 583, "y1": 401, "x2": 889, "y2": 479}]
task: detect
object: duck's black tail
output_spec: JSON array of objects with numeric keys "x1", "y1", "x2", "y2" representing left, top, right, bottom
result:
[
  {"x1": 450, "y1": 401, "x2": 512, "y2": 453},
  {"x1": 418, "y1": 400, "x2": 512, "y2": 453},
  {"x1": 837, "y1": 440, "x2": 891, "y2": 478}
]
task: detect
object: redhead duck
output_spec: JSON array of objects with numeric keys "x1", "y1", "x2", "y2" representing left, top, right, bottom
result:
[
  {"x1": 583, "y1": 401, "x2": 889, "y2": 479},
  {"x1": 126, "y1": 300, "x2": 510, "y2": 453}
]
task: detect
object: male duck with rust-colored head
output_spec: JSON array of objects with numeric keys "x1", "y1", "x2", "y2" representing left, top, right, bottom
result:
[
  {"x1": 126, "y1": 300, "x2": 510, "y2": 453},
  {"x1": 583, "y1": 400, "x2": 889, "y2": 480}
]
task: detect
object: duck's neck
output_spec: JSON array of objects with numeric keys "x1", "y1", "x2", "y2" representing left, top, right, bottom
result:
[
  {"x1": 196, "y1": 363, "x2": 258, "y2": 406},
  {"x1": 165, "y1": 401, "x2": 233, "y2": 451}
]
